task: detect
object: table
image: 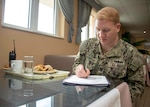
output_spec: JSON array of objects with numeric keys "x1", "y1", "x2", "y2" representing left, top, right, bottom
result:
[{"x1": 0, "y1": 70, "x2": 121, "y2": 107}]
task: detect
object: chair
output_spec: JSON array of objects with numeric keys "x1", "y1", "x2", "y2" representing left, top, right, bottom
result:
[{"x1": 143, "y1": 54, "x2": 150, "y2": 86}]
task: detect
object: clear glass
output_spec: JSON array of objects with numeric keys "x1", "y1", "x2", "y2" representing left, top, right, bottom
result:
[
  {"x1": 23, "y1": 56, "x2": 34, "y2": 74},
  {"x1": 23, "y1": 82, "x2": 33, "y2": 96}
]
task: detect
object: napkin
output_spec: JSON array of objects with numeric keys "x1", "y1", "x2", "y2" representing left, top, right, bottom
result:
[{"x1": 87, "y1": 88, "x2": 121, "y2": 107}]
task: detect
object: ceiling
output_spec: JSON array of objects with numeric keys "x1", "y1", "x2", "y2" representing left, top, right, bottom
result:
[{"x1": 95, "y1": 0, "x2": 150, "y2": 40}]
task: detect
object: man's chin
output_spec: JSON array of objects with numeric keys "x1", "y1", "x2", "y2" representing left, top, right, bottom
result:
[{"x1": 100, "y1": 41, "x2": 107, "y2": 45}]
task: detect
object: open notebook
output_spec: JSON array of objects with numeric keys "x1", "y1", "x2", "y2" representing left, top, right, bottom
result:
[{"x1": 63, "y1": 75, "x2": 110, "y2": 87}]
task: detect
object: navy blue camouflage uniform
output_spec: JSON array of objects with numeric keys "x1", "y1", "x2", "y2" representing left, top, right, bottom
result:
[{"x1": 72, "y1": 38, "x2": 145, "y2": 102}]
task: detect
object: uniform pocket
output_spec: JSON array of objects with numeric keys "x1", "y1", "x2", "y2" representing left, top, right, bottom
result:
[{"x1": 106, "y1": 60, "x2": 127, "y2": 78}]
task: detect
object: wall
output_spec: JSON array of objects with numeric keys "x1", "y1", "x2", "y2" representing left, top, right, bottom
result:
[
  {"x1": 119, "y1": 26, "x2": 150, "y2": 53},
  {"x1": 134, "y1": 37, "x2": 150, "y2": 53},
  {"x1": 0, "y1": 0, "x2": 79, "y2": 69}
]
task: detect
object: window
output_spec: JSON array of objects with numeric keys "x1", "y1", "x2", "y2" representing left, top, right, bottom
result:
[
  {"x1": 81, "y1": 8, "x2": 97, "y2": 41},
  {"x1": 36, "y1": 97, "x2": 53, "y2": 107},
  {"x1": 18, "y1": 96, "x2": 54, "y2": 107},
  {"x1": 2, "y1": 0, "x2": 64, "y2": 37},
  {"x1": 38, "y1": 0, "x2": 55, "y2": 34},
  {"x1": 3, "y1": 0, "x2": 29, "y2": 28}
]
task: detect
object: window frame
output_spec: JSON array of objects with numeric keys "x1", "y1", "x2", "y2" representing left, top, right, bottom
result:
[{"x1": 1, "y1": 0, "x2": 64, "y2": 38}]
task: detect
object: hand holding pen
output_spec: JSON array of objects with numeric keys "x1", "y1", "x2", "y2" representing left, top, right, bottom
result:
[{"x1": 75, "y1": 64, "x2": 90, "y2": 78}]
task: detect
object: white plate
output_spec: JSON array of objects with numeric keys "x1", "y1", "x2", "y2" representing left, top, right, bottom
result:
[
  {"x1": 33, "y1": 69, "x2": 57, "y2": 74},
  {"x1": 3, "y1": 68, "x2": 12, "y2": 71}
]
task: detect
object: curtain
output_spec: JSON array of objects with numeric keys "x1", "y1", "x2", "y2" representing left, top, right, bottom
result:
[
  {"x1": 76, "y1": 0, "x2": 92, "y2": 44},
  {"x1": 83, "y1": 0, "x2": 102, "y2": 11},
  {"x1": 58, "y1": 0, "x2": 74, "y2": 42}
]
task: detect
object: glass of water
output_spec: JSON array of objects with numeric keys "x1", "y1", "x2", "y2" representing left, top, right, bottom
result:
[
  {"x1": 23, "y1": 56, "x2": 34, "y2": 74},
  {"x1": 23, "y1": 82, "x2": 33, "y2": 96}
]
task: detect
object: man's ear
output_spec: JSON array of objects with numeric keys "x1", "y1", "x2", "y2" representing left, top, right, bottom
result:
[{"x1": 116, "y1": 23, "x2": 121, "y2": 32}]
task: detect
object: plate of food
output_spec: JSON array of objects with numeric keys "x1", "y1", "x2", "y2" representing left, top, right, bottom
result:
[
  {"x1": 3, "y1": 65, "x2": 12, "y2": 71},
  {"x1": 33, "y1": 64, "x2": 57, "y2": 74}
]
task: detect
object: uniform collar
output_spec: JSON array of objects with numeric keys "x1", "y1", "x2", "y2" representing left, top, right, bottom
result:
[{"x1": 100, "y1": 39, "x2": 123, "y2": 57}]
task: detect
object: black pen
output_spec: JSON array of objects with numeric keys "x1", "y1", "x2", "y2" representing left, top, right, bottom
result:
[
  {"x1": 84, "y1": 65, "x2": 89, "y2": 78},
  {"x1": 84, "y1": 65, "x2": 86, "y2": 72},
  {"x1": 83, "y1": 64, "x2": 86, "y2": 72}
]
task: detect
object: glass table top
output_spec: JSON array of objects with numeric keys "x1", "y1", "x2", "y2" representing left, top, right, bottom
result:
[{"x1": 0, "y1": 70, "x2": 119, "y2": 107}]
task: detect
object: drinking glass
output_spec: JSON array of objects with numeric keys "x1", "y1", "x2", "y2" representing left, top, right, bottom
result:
[
  {"x1": 23, "y1": 82, "x2": 33, "y2": 96},
  {"x1": 23, "y1": 56, "x2": 34, "y2": 74}
]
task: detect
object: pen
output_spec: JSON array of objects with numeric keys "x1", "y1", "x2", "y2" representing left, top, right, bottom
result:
[
  {"x1": 84, "y1": 65, "x2": 89, "y2": 78},
  {"x1": 84, "y1": 65, "x2": 86, "y2": 72}
]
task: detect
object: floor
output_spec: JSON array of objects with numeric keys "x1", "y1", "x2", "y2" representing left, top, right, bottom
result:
[{"x1": 138, "y1": 86, "x2": 150, "y2": 107}]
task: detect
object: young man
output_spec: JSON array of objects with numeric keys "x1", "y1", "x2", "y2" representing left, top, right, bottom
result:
[{"x1": 72, "y1": 7, "x2": 145, "y2": 102}]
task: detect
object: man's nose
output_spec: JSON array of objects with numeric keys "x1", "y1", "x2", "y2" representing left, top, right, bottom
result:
[{"x1": 97, "y1": 30, "x2": 105, "y2": 37}]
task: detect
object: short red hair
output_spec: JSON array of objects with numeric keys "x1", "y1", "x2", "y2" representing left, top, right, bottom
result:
[{"x1": 96, "y1": 7, "x2": 120, "y2": 24}]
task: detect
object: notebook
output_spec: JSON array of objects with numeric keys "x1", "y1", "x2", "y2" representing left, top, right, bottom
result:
[{"x1": 63, "y1": 75, "x2": 110, "y2": 87}]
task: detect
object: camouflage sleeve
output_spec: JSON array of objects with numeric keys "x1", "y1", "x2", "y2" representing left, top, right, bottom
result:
[
  {"x1": 127, "y1": 51, "x2": 145, "y2": 102},
  {"x1": 72, "y1": 40, "x2": 89, "y2": 72}
]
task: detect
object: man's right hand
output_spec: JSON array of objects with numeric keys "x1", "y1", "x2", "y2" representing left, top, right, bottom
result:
[{"x1": 75, "y1": 64, "x2": 90, "y2": 78}]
